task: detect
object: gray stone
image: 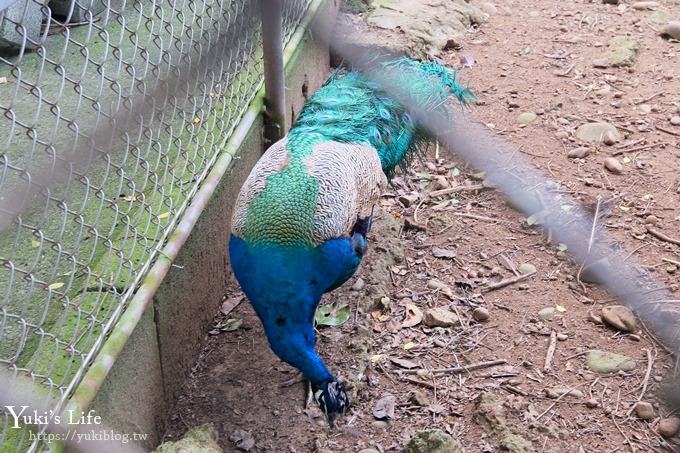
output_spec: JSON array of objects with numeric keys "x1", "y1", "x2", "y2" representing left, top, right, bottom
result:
[
  {"x1": 671, "y1": 116, "x2": 680, "y2": 126},
  {"x1": 0, "y1": 0, "x2": 47, "y2": 49},
  {"x1": 659, "y1": 417, "x2": 680, "y2": 438},
  {"x1": 49, "y1": 0, "x2": 106, "y2": 23},
  {"x1": 423, "y1": 307, "x2": 459, "y2": 328},
  {"x1": 576, "y1": 122, "x2": 622, "y2": 143},
  {"x1": 607, "y1": 36, "x2": 640, "y2": 67},
  {"x1": 661, "y1": 21, "x2": 680, "y2": 40},
  {"x1": 405, "y1": 430, "x2": 462, "y2": 453},
  {"x1": 633, "y1": 401, "x2": 655, "y2": 420},
  {"x1": 586, "y1": 350, "x2": 637, "y2": 373},
  {"x1": 568, "y1": 147, "x2": 590, "y2": 158},
  {"x1": 517, "y1": 111, "x2": 537, "y2": 125},
  {"x1": 538, "y1": 307, "x2": 557, "y2": 320}
]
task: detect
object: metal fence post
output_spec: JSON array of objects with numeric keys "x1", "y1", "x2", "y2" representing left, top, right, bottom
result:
[{"x1": 260, "y1": 0, "x2": 287, "y2": 148}]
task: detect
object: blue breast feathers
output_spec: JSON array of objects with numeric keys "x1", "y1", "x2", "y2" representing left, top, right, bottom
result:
[{"x1": 229, "y1": 234, "x2": 364, "y2": 384}]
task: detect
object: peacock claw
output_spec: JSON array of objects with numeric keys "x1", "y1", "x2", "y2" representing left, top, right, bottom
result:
[
  {"x1": 305, "y1": 380, "x2": 313, "y2": 409},
  {"x1": 279, "y1": 373, "x2": 305, "y2": 388}
]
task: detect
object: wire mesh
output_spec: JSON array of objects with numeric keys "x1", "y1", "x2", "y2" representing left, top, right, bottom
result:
[{"x1": 0, "y1": 0, "x2": 312, "y2": 450}]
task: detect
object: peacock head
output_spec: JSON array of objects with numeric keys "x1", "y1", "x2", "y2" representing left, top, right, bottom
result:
[{"x1": 313, "y1": 378, "x2": 350, "y2": 426}]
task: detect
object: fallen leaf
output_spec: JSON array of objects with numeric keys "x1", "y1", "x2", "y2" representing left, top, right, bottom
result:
[
  {"x1": 390, "y1": 357, "x2": 418, "y2": 369},
  {"x1": 432, "y1": 246, "x2": 457, "y2": 259},
  {"x1": 48, "y1": 282, "x2": 64, "y2": 290},
  {"x1": 555, "y1": 304, "x2": 567, "y2": 313},
  {"x1": 221, "y1": 296, "x2": 243, "y2": 316},
  {"x1": 31, "y1": 240, "x2": 40, "y2": 248},
  {"x1": 402, "y1": 303, "x2": 423, "y2": 328},
  {"x1": 315, "y1": 302, "x2": 351, "y2": 327},
  {"x1": 220, "y1": 318, "x2": 242, "y2": 332},
  {"x1": 229, "y1": 428, "x2": 255, "y2": 451},
  {"x1": 371, "y1": 354, "x2": 384, "y2": 363},
  {"x1": 403, "y1": 342, "x2": 417, "y2": 350},
  {"x1": 373, "y1": 394, "x2": 396, "y2": 420},
  {"x1": 158, "y1": 212, "x2": 170, "y2": 219}
]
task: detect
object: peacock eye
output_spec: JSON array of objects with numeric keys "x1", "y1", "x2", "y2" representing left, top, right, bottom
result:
[
  {"x1": 379, "y1": 108, "x2": 391, "y2": 120},
  {"x1": 373, "y1": 129, "x2": 382, "y2": 143},
  {"x1": 402, "y1": 113, "x2": 412, "y2": 125}
]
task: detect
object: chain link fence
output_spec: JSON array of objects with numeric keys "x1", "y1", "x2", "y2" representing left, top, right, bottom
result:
[{"x1": 0, "y1": 0, "x2": 312, "y2": 450}]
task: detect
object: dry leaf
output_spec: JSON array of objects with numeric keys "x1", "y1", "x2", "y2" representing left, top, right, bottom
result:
[
  {"x1": 373, "y1": 394, "x2": 396, "y2": 420},
  {"x1": 48, "y1": 282, "x2": 64, "y2": 290},
  {"x1": 390, "y1": 357, "x2": 418, "y2": 369},
  {"x1": 402, "y1": 303, "x2": 423, "y2": 328}
]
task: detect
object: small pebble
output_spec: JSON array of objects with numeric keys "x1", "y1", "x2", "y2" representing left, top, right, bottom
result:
[
  {"x1": 568, "y1": 147, "x2": 590, "y2": 159},
  {"x1": 604, "y1": 157, "x2": 623, "y2": 174},
  {"x1": 585, "y1": 398, "x2": 600, "y2": 408},
  {"x1": 644, "y1": 215, "x2": 658, "y2": 225},
  {"x1": 633, "y1": 401, "x2": 655, "y2": 420},
  {"x1": 659, "y1": 416, "x2": 680, "y2": 438},
  {"x1": 472, "y1": 307, "x2": 490, "y2": 322},
  {"x1": 671, "y1": 116, "x2": 680, "y2": 126},
  {"x1": 557, "y1": 333, "x2": 569, "y2": 341}
]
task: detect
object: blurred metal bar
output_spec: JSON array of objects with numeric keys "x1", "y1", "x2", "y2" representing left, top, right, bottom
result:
[{"x1": 261, "y1": 0, "x2": 287, "y2": 146}]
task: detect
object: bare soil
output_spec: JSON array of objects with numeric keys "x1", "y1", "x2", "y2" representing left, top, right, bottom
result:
[{"x1": 164, "y1": 1, "x2": 680, "y2": 451}]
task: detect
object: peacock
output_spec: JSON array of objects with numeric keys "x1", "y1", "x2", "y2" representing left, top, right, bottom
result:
[{"x1": 229, "y1": 56, "x2": 473, "y2": 425}]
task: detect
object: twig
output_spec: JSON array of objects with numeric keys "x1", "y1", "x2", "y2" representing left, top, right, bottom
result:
[
  {"x1": 400, "y1": 375, "x2": 435, "y2": 389},
  {"x1": 627, "y1": 349, "x2": 654, "y2": 417},
  {"x1": 482, "y1": 270, "x2": 536, "y2": 292},
  {"x1": 611, "y1": 414, "x2": 637, "y2": 453},
  {"x1": 647, "y1": 226, "x2": 680, "y2": 246},
  {"x1": 453, "y1": 212, "x2": 500, "y2": 223},
  {"x1": 536, "y1": 384, "x2": 583, "y2": 420},
  {"x1": 634, "y1": 91, "x2": 664, "y2": 105},
  {"x1": 662, "y1": 257, "x2": 680, "y2": 266},
  {"x1": 657, "y1": 126, "x2": 680, "y2": 137},
  {"x1": 401, "y1": 358, "x2": 506, "y2": 375},
  {"x1": 612, "y1": 143, "x2": 658, "y2": 156},
  {"x1": 544, "y1": 330, "x2": 557, "y2": 372},
  {"x1": 428, "y1": 184, "x2": 485, "y2": 198}
]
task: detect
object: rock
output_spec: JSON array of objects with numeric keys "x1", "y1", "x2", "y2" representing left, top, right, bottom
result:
[
  {"x1": 481, "y1": 2, "x2": 497, "y2": 15},
  {"x1": 568, "y1": 147, "x2": 590, "y2": 158},
  {"x1": 0, "y1": 0, "x2": 48, "y2": 49},
  {"x1": 604, "y1": 157, "x2": 623, "y2": 174},
  {"x1": 402, "y1": 303, "x2": 424, "y2": 328},
  {"x1": 585, "y1": 398, "x2": 600, "y2": 408},
  {"x1": 661, "y1": 21, "x2": 680, "y2": 40},
  {"x1": 372, "y1": 420, "x2": 389, "y2": 429},
  {"x1": 602, "y1": 130, "x2": 618, "y2": 145},
  {"x1": 359, "y1": 450, "x2": 381, "y2": 453},
  {"x1": 405, "y1": 430, "x2": 463, "y2": 453},
  {"x1": 580, "y1": 258, "x2": 611, "y2": 283},
  {"x1": 606, "y1": 36, "x2": 640, "y2": 67},
  {"x1": 363, "y1": 0, "x2": 486, "y2": 58},
  {"x1": 424, "y1": 308, "x2": 459, "y2": 328},
  {"x1": 154, "y1": 424, "x2": 222, "y2": 453},
  {"x1": 601, "y1": 305, "x2": 637, "y2": 332},
  {"x1": 518, "y1": 263, "x2": 536, "y2": 274},
  {"x1": 399, "y1": 194, "x2": 419, "y2": 207},
  {"x1": 538, "y1": 307, "x2": 557, "y2": 320},
  {"x1": 555, "y1": 130, "x2": 569, "y2": 139},
  {"x1": 351, "y1": 278, "x2": 365, "y2": 291},
  {"x1": 229, "y1": 429, "x2": 255, "y2": 452},
  {"x1": 517, "y1": 111, "x2": 537, "y2": 125},
  {"x1": 410, "y1": 391, "x2": 431, "y2": 406},
  {"x1": 373, "y1": 394, "x2": 397, "y2": 420},
  {"x1": 576, "y1": 122, "x2": 622, "y2": 143},
  {"x1": 432, "y1": 246, "x2": 457, "y2": 259},
  {"x1": 593, "y1": 58, "x2": 609, "y2": 68},
  {"x1": 671, "y1": 116, "x2": 680, "y2": 126},
  {"x1": 586, "y1": 350, "x2": 637, "y2": 373},
  {"x1": 545, "y1": 387, "x2": 584, "y2": 398},
  {"x1": 659, "y1": 417, "x2": 680, "y2": 438},
  {"x1": 472, "y1": 307, "x2": 490, "y2": 322},
  {"x1": 427, "y1": 279, "x2": 455, "y2": 299},
  {"x1": 602, "y1": 0, "x2": 619, "y2": 4},
  {"x1": 645, "y1": 215, "x2": 659, "y2": 225},
  {"x1": 557, "y1": 333, "x2": 569, "y2": 341},
  {"x1": 632, "y1": 1, "x2": 660, "y2": 9},
  {"x1": 649, "y1": 10, "x2": 671, "y2": 24},
  {"x1": 633, "y1": 401, "x2": 655, "y2": 420}
]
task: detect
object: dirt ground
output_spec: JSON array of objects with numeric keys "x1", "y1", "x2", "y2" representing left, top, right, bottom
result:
[{"x1": 163, "y1": 1, "x2": 680, "y2": 451}]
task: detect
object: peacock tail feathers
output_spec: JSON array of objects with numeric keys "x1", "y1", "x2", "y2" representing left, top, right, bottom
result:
[{"x1": 288, "y1": 56, "x2": 475, "y2": 178}]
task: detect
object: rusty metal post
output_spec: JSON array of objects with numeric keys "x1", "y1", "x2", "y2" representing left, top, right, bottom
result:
[{"x1": 260, "y1": 0, "x2": 287, "y2": 147}]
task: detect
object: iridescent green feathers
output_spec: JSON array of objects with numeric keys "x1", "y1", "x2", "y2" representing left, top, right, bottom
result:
[
  {"x1": 235, "y1": 57, "x2": 473, "y2": 247},
  {"x1": 288, "y1": 57, "x2": 474, "y2": 177}
]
